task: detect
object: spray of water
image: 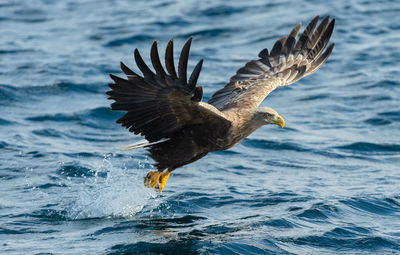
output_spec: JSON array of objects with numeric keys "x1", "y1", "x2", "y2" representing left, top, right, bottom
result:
[{"x1": 65, "y1": 154, "x2": 159, "y2": 219}]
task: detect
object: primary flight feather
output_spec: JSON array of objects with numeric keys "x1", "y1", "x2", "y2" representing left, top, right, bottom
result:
[{"x1": 107, "y1": 15, "x2": 335, "y2": 191}]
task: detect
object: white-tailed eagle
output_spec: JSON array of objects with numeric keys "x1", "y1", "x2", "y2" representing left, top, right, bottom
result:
[{"x1": 107, "y1": 16, "x2": 335, "y2": 191}]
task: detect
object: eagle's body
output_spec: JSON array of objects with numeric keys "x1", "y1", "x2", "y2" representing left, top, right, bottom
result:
[
  {"x1": 149, "y1": 107, "x2": 272, "y2": 170},
  {"x1": 107, "y1": 16, "x2": 335, "y2": 191}
]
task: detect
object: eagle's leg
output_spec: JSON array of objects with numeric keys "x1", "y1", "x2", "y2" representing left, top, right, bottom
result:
[
  {"x1": 144, "y1": 170, "x2": 162, "y2": 188},
  {"x1": 157, "y1": 168, "x2": 174, "y2": 192},
  {"x1": 144, "y1": 168, "x2": 174, "y2": 192}
]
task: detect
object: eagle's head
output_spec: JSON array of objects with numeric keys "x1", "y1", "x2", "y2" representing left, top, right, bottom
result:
[{"x1": 255, "y1": 107, "x2": 285, "y2": 128}]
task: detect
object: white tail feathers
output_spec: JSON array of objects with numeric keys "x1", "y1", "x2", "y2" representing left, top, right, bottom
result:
[
  {"x1": 118, "y1": 138, "x2": 169, "y2": 150},
  {"x1": 119, "y1": 141, "x2": 149, "y2": 150}
]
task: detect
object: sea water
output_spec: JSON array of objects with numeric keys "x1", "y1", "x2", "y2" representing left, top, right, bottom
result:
[{"x1": 1, "y1": 0, "x2": 400, "y2": 254}]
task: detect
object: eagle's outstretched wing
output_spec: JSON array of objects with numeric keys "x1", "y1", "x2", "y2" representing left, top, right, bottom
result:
[
  {"x1": 208, "y1": 16, "x2": 335, "y2": 110},
  {"x1": 107, "y1": 38, "x2": 230, "y2": 142}
]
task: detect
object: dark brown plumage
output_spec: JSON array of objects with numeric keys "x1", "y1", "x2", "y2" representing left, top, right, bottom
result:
[{"x1": 107, "y1": 16, "x2": 335, "y2": 191}]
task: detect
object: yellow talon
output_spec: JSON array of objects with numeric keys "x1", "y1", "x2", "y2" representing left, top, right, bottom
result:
[
  {"x1": 144, "y1": 171, "x2": 162, "y2": 188},
  {"x1": 157, "y1": 171, "x2": 171, "y2": 192},
  {"x1": 144, "y1": 170, "x2": 172, "y2": 192}
]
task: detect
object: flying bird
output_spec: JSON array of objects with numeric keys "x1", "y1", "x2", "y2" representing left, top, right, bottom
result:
[{"x1": 107, "y1": 16, "x2": 335, "y2": 192}]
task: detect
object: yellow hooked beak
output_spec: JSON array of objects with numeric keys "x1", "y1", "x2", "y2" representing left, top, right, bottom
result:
[{"x1": 274, "y1": 115, "x2": 285, "y2": 128}]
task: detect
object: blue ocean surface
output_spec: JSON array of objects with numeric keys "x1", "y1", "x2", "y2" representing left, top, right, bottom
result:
[{"x1": 1, "y1": 0, "x2": 400, "y2": 254}]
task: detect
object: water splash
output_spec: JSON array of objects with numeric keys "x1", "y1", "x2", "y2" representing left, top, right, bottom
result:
[{"x1": 65, "y1": 154, "x2": 158, "y2": 219}]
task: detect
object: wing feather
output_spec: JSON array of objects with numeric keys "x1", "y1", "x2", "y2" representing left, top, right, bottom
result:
[
  {"x1": 165, "y1": 40, "x2": 177, "y2": 79},
  {"x1": 188, "y1": 59, "x2": 203, "y2": 89},
  {"x1": 178, "y1": 37, "x2": 192, "y2": 85},
  {"x1": 282, "y1": 23, "x2": 301, "y2": 57},
  {"x1": 293, "y1": 15, "x2": 319, "y2": 57},
  {"x1": 150, "y1": 41, "x2": 167, "y2": 78},
  {"x1": 120, "y1": 62, "x2": 138, "y2": 77},
  {"x1": 134, "y1": 49, "x2": 156, "y2": 81},
  {"x1": 108, "y1": 39, "x2": 230, "y2": 142},
  {"x1": 208, "y1": 16, "x2": 335, "y2": 110}
]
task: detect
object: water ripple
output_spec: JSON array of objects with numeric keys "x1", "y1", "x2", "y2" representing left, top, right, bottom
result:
[
  {"x1": 105, "y1": 34, "x2": 155, "y2": 47},
  {"x1": 2, "y1": 0, "x2": 400, "y2": 254},
  {"x1": 334, "y1": 142, "x2": 400, "y2": 155}
]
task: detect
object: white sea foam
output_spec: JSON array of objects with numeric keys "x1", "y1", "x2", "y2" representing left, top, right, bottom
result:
[{"x1": 66, "y1": 154, "x2": 159, "y2": 219}]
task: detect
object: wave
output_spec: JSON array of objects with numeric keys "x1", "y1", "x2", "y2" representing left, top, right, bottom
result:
[
  {"x1": 107, "y1": 240, "x2": 203, "y2": 255},
  {"x1": 181, "y1": 27, "x2": 238, "y2": 40},
  {"x1": 365, "y1": 79, "x2": 399, "y2": 89},
  {"x1": 0, "y1": 49, "x2": 36, "y2": 55},
  {"x1": 0, "y1": 82, "x2": 105, "y2": 106},
  {"x1": 378, "y1": 110, "x2": 400, "y2": 121},
  {"x1": 242, "y1": 139, "x2": 307, "y2": 152},
  {"x1": 334, "y1": 142, "x2": 400, "y2": 154},
  {"x1": 32, "y1": 128, "x2": 63, "y2": 138},
  {"x1": 198, "y1": 5, "x2": 245, "y2": 17},
  {"x1": 27, "y1": 107, "x2": 123, "y2": 132},
  {"x1": 14, "y1": 82, "x2": 102, "y2": 94},
  {"x1": 259, "y1": 218, "x2": 296, "y2": 228},
  {"x1": 26, "y1": 113, "x2": 81, "y2": 122},
  {"x1": 299, "y1": 93, "x2": 331, "y2": 101},
  {"x1": 0, "y1": 117, "x2": 15, "y2": 125},
  {"x1": 150, "y1": 17, "x2": 191, "y2": 28},
  {"x1": 105, "y1": 34, "x2": 154, "y2": 47},
  {"x1": 340, "y1": 197, "x2": 400, "y2": 215},
  {"x1": 364, "y1": 117, "x2": 392, "y2": 126},
  {"x1": 286, "y1": 235, "x2": 398, "y2": 250}
]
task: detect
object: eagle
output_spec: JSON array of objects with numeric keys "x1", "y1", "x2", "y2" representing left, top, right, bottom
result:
[{"x1": 107, "y1": 16, "x2": 335, "y2": 191}]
